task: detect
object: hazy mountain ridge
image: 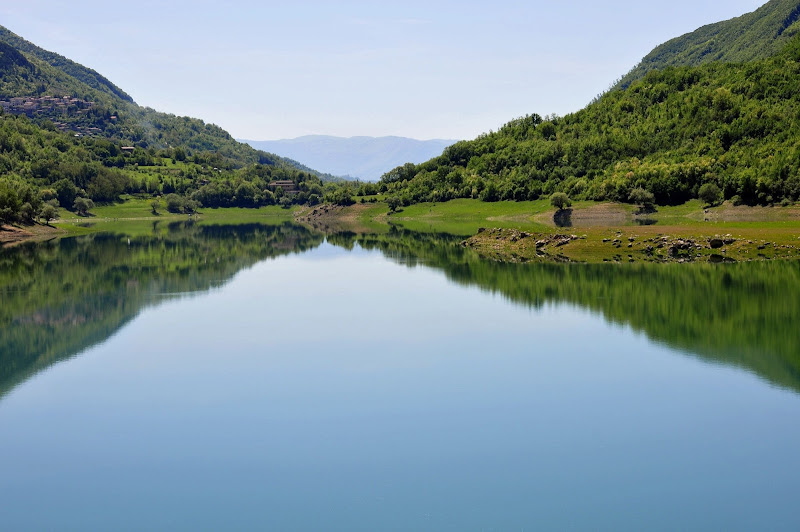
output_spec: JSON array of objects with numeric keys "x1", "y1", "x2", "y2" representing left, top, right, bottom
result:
[
  {"x1": 618, "y1": 0, "x2": 800, "y2": 89},
  {"x1": 243, "y1": 135, "x2": 458, "y2": 181}
]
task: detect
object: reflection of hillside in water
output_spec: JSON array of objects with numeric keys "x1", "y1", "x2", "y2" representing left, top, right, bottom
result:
[
  {"x1": 330, "y1": 227, "x2": 800, "y2": 395},
  {"x1": 0, "y1": 222, "x2": 324, "y2": 399},
  {"x1": 2, "y1": 222, "x2": 799, "y2": 401}
]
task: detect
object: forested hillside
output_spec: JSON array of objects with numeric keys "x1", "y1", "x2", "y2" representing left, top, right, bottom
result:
[
  {"x1": 0, "y1": 26, "x2": 133, "y2": 102},
  {"x1": 0, "y1": 25, "x2": 353, "y2": 223},
  {"x1": 618, "y1": 0, "x2": 800, "y2": 88},
  {"x1": 0, "y1": 25, "x2": 332, "y2": 178},
  {"x1": 0, "y1": 112, "x2": 336, "y2": 224},
  {"x1": 380, "y1": 34, "x2": 800, "y2": 207}
]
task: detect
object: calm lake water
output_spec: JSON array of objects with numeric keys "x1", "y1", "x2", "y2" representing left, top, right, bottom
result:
[{"x1": 1, "y1": 222, "x2": 799, "y2": 531}]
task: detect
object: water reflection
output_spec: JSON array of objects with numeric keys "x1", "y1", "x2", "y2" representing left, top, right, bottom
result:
[
  {"x1": 329, "y1": 227, "x2": 800, "y2": 394},
  {"x1": 0, "y1": 222, "x2": 323, "y2": 398},
  {"x1": 553, "y1": 208, "x2": 573, "y2": 227},
  {"x1": 2, "y1": 222, "x2": 799, "y2": 398}
]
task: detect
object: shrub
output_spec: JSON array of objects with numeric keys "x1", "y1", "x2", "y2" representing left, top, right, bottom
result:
[
  {"x1": 628, "y1": 187, "x2": 655, "y2": 209},
  {"x1": 698, "y1": 183, "x2": 723, "y2": 206},
  {"x1": 73, "y1": 197, "x2": 94, "y2": 216},
  {"x1": 165, "y1": 194, "x2": 184, "y2": 213},
  {"x1": 40, "y1": 204, "x2": 59, "y2": 225},
  {"x1": 550, "y1": 192, "x2": 572, "y2": 210}
]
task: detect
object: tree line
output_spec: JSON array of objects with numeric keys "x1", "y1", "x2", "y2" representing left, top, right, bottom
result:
[{"x1": 377, "y1": 35, "x2": 800, "y2": 209}]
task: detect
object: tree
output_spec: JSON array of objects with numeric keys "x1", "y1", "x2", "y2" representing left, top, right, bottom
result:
[
  {"x1": 386, "y1": 196, "x2": 401, "y2": 212},
  {"x1": 629, "y1": 187, "x2": 656, "y2": 210},
  {"x1": 698, "y1": 183, "x2": 723, "y2": 206},
  {"x1": 165, "y1": 194, "x2": 184, "y2": 213},
  {"x1": 54, "y1": 179, "x2": 78, "y2": 208},
  {"x1": 550, "y1": 192, "x2": 572, "y2": 210},
  {"x1": 20, "y1": 202, "x2": 37, "y2": 222},
  {"x1": 183, "y1": 199, "x2": 199, "y2": 214},
  {"x1": 150, "y1": 199, "x2": 161, "y2": 215},
  {"x1": 40, "y1": 204, "x2": 59, "y2": 225},
  {"x1": 73, "y1": 197, "x2": 95, "y2": 216}
]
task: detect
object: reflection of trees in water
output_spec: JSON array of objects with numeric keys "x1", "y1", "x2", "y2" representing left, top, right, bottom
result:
[
  {"x1": 553, "y1": 208, "x2": 573, "y2": 228},
  {"x1": 331, "y1": 228, "x2": 800, "y2": 394},
  {"x1": 3, "y1": 223, "x2": 799, "y2": 400},
  {"x1": 0, "y1": 222, "x2": 323, "y2": 399}
]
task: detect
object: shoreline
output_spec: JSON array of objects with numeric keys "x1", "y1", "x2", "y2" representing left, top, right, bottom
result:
[
  {"x1": 462, "y1": 226, "x2": 800, "y2": 264},
  {"x1": 0, "y1": 223, "x2": 64, "y2": 247},
  {"x1": 4, "y1": 199, "x2": 800, "y2": 264}
]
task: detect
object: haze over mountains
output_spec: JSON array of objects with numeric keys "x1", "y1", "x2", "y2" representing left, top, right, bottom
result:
[{"x1": 243, "y1": 136, "x2": 458, "y2": 182}]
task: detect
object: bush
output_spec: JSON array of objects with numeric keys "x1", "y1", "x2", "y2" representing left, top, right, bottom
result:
[
  {"x1": 73, "y1": 197, "x2": 94, "y2": 216},
  {"x1": 698, "y1": 183, "x2": 723, "y2": 206},
  {"x1": 20, "y1": 202, "x2": 36, "y2": 222},
  {"x1": 40, "y1": 203, "x2": 59, "y2": 225},
  {"x1": 387, "y1": 196, "x2": 401, "y2": 212},
  {"x1": 183, "y1": 199, "x2": 199, "y2": 214},
  {"x1": 165, "y1": 194, "x2": 184, "y2": 213},
  {"x1": 72, "y1": 198, "x2": 94, "y2": 216},
  {"x1": 54, "y1": 179, "x2": 78, "y2": 208},
  {"x1": 550, "y1": 192, "x2": 572, "y2": 210},
  {"x1": 629, "y1": 187, "x2": 655, "y2": 208}
]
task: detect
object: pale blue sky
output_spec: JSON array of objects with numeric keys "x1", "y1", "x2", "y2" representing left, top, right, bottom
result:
[{"x1": 1, "y1": 1, "x2": 766, "y2": 140}]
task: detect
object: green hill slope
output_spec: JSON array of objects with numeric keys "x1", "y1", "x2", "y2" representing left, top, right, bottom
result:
[
  {"x1": 618, "y1": 0, "x2": 800, "y2": 88},
  {"x1": 0, "y1": 25, "x2": 336, "y2": 180},
  {"x1": 380, "y1": 35, "x2": 800, "y2": 207},
  {"x1": 0, "y1": 25, "x2": 352, "y2": 221},
  {"x1": 0, "y1": 26, "x2": 133, "y2": 102}
]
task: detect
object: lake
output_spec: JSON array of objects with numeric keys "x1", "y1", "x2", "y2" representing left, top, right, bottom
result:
[{"x1": 1, "y1": 222, "x2": 799, "y2": 531}]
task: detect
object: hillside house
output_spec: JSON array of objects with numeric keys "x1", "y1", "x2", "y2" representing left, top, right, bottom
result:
[{"x1": 269, "y1": 180, "x2": 299, "y2": 194}]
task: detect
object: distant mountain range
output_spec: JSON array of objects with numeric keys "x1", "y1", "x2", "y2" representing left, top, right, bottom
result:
[{"x1": 242, "y1": 136, "x2": 458, "y2": 181}]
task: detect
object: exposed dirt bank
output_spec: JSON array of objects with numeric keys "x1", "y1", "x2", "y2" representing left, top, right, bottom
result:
[{"x1": 0, "y1": 223, "x2": 63, "y2": 247}]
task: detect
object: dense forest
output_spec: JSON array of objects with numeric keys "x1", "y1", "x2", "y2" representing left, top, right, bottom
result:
[
  {"x1": 379, "y1": 34, "x2": 800, "y2": 208},
  {"x1": 0, "y1": 113, "x2": 339, "y2": 223}
]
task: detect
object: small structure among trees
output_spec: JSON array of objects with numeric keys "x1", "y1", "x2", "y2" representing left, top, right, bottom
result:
[{"x1": 268, "y1": 180, "x2": 299, "y2": 195}]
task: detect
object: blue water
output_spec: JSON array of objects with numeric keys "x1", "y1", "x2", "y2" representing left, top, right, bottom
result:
[{"x1": 1, "y1": 241, "x2": 799, "y2": 530}]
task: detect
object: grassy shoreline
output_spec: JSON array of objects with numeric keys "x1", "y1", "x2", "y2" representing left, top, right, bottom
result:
[{"x1": 5, "y1": 197, "x2": 800, "y2": 263}]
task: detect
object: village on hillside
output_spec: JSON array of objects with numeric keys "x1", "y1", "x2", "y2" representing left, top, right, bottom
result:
[{"x1": 0, "y1": 95, "x2": 111, "y2": 137}]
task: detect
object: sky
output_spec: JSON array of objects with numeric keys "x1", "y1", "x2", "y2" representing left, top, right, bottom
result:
[{"x1": 1, "y1": 1, "x2": 767, "y2": 141}]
